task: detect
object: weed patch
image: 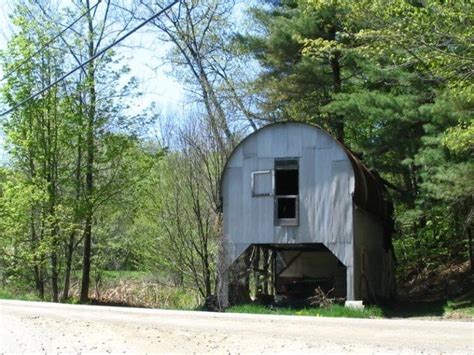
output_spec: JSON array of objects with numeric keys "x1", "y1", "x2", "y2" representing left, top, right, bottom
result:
[
  {"x1": 226, "y1": 304, "x2": 383, "y2": 318},
  {"x1": 0, "y1": 287, "x2": 41, "y2": 301}
]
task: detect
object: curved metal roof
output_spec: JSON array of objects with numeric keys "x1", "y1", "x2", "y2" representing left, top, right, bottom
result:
[{"x1": 220, "y1": 121, "x2": 393, "y2": 222}]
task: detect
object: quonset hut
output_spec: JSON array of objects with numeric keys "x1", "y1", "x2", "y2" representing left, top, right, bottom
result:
[{"x1": 219, "y1": 122, "x2": 395, "y2": 307}]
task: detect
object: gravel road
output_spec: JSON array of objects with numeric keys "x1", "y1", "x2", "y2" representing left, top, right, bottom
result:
[{"x1": 1, "y1": 299, "x2": 472, "y2": 354}]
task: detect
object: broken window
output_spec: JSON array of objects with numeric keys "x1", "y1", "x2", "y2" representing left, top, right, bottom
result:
[{"x1": 275, "y1": 159, "x2": 299, "y2": 226}]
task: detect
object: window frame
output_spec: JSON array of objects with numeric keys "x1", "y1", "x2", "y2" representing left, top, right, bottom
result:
[
  {"x1": 274, "y1": 158, "x2": 299, "y2": 227},
  {"x1": 251, "y1": 170, "x2": 274, "y2": 197},
  {"x1": 274, "y1": 195, "x2": 299, "y2": 226}
]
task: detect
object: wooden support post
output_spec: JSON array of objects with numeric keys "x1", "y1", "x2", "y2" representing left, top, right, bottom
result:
[
  {"x1": 272, "y1": 249, "x2": 280, "y2": 297},
  {"x1": 263, "y1": 247, "x2": 269, "y2": 295},
  {"x1": 271, "y1": 249, "x2": 275, "y2": 296},
  {"x1": 254, "y1": 246, "x2": 260, "y2": 296},
  {"x1": 243, "y1": 249, "x2": 251, "y2": 296}
]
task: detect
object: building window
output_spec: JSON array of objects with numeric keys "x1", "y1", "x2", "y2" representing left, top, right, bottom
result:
[
  {"x1": 251, "y1": 170, "x2": 274, "y2": 197},
  {"x1": 274, "y1": 159, "x2": 299, "y2": 226}
]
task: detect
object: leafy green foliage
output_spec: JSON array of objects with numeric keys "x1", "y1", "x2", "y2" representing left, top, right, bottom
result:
[
  {"x1": 240, "y1": 0, "x2": 350, "y2": 129},
  {"x1": 245, "y1": 0, "x2": 473, "y2": 283},
  {"x1": 0, "y1": 2, "x2": 159, "y2": 302},
  {"x1": 0, "y1": 0, "x2": 471, "y2": 307},
  {"x1": 0, "y1": 287, "x2": 41, "y2": 301}
]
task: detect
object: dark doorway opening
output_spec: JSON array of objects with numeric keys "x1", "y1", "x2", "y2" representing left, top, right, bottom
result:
[
  {"x1": 227, "y1": 244, "x2": 347, "y2": 307},
  {"x1": 273, "y1": 244, "x2": 347, "y2": 305}
]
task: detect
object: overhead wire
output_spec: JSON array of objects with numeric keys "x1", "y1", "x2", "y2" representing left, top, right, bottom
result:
[
  {"x1": 0, "y1": 0, "x2": 181, "y2": 117},
  {"x1": 0, "y1": 0, "x2": 102, "y2": 82}
]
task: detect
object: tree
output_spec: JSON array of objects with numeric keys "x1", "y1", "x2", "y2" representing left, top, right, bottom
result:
[
  {"x1": 344, "y1": 0, "x2": 474, "y2": 270},
  {"x1": 134, "y1": 0, "x2": 260, "y2": 149},
  {"x1": 246, "y1": 0, "x2": 473, "y2": 276},
  {"x1": 240, "y1": 0, "x2": 364, "y2": 141},
  {"x1": 0, "y1": 3, "x2": 77, "y2": 301},
  {"x1": 0, "y1": 0, "x2": 154, "y2": 302},
  {"x1": 312, "y1": 0, "x2": 472, "y2": 271},
  {"x1": 131, "y1": 115, "x2": 222, "y2": 300}
]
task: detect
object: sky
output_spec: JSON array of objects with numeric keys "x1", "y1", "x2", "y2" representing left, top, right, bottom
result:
[
  {"x1": 0, "y1": 0, "x2": 187, "y2": 164},
  {"x1": 0, "y1": 1, "x2": 10, "y2": 163}
]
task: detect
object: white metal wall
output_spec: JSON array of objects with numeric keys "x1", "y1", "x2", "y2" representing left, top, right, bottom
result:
[{"x1": 221, "y1": 122, "x2": 357, "y2": 299}]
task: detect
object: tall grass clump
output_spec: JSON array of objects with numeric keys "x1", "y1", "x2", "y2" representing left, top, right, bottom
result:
[{"x1": 226, "y1": 304, "x2": 383, "y2": 318}]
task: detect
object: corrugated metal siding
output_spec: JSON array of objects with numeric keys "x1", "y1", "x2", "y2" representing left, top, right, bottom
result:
[
  {"x1": 353, "y1": 207, "x2": 391, "y2": 300},
  {"x1": 222, "y1": 122, "x2": 358, "y2": 299}
]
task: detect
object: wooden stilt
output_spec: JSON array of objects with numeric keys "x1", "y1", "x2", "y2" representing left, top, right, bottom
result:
[
  {"x1": 263, "y1": 247, "x2": 269, "y2": 295},
  {"x1": 254, "y1": 246, "x2": 260, "y2": 296}
]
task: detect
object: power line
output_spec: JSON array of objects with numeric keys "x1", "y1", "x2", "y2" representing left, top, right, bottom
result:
[
  {"x1": 0, "y1": 0, "x2": 180, "y2": 117},
  {"x1": 0, "y1": 0, "x2": 102, "y2": 82}
]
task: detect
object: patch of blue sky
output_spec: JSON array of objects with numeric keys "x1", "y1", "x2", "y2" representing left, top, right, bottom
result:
[
  {"x1": 0, "y1": 0, "x2": 262, "y2": 163},
  {"x1": 0, "y1": 1, "x2": 185, "y2": 162}
]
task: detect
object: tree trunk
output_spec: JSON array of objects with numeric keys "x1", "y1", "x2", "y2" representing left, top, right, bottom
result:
[
  {"x1": 62, "y1": 234, "x2": 74, "y2": 300},
  {"x1": 63, "y1": 102, "x2": 83, "y2": 301},
  {"x1": 468, "y1": 227, "x2": 473, "y2": 271},
  {"x1": 31, "y1": 210, "x2": 45, "y2": 300},
  {"x1": 80, "y1": 0, "x2": 96, "y2": 304},
  {"x1": 80, "y1": 218, "x2": 92, "y2": 303},
  {"x1": 198, "y1": 67, "x2": 233, "y2": 153},
  {"x1": 329, "y1": 27, "x2": 344, "y2": 143},
  {"x1": 49, "y1": 135, "x2": 59, "y2": 302},
  {"x1": 204, "y1": 251, "x2": 212, "y2": 298},
  {"x1": 33, "y1": 265, "x2": 44, "y2": 300},
  {"x1": 51, "y1": 244, "x2": 59, "y2": 302},
  {"x1": 48, "y1": 88, "x2": 60, "y2": 303}
]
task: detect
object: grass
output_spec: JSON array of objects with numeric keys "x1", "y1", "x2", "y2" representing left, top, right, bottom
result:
[
  {"x1": 90, "y1": 270, "x2": 200, "y2": 310},
  {"x1": 226, "y1": 303, "x2": 383, "y2": 318},
  {"x1": 4, "y1": 269, "x2": 470, "y2": 319},
  {"x1": 0, "y1": 270, "x2": 200, "y2": 310},
  {"x1": 0, "y1": 287, "x2": 41, "y2": 301},
  {"x1": 443, "y1": 297, "x2": 474, "y2": 318}
]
